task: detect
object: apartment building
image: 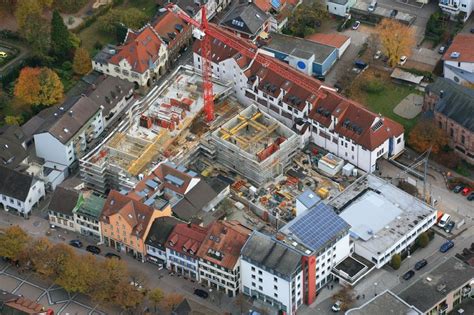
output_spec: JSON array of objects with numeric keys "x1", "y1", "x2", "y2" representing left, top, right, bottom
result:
[
  {"x1": 152, "y1": 11, "x2": 193, "y2": 67},
  {"x1": 93, "y1": 24, "x2": 168, "y2": 87},
  {"x1": 219, "y1": 3, "x2": 271, "y2": 40},
  {"x1": 424, "y1": 78, "x2": 474, "y2": 163},
  {"x1": 192, "y1": 25, "x2": 404, "y2": 173},
  {"x1": 241, "y1": 231, "x2": 305, "y2": 315},
  {"x1": 74, "y1": 191, "x2": 106, "y2": 241},
  {"x1": 145, "y1": 216, "x2": 182, "y2": 265},
  {"x1": 442, "y1": 34, "x2": 474, "y2": 85},
  {"x1": 197, "y1": 221, "x2": 251, "y2": 297},
  {"x1": 48, "y1": 186, "x2": 81, "y2": 232},
  {"x1": 34, "y1": 95, "x2": 104, "y2": 168},
  {"x1": 100, "y1": 190, "x2": 172, "y2": 261},
  {"x1": 166, "y1": 223, "x2": 209, "y2": 280},
  {"x1": 439, "y1": 0, "x2": 473, "y2": 21},
  {"x1": 0, "y1": 165, "x2": 45, "y2": 218}
]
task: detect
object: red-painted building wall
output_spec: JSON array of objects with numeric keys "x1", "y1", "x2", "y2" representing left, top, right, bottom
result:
[{"x1": 302, "y1": 255, "x2": 317, "y2": 305}]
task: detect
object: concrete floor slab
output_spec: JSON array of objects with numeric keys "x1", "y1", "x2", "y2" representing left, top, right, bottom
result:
[{"x1": 393, "y1": 93, "x2": 423, "y2": 119}]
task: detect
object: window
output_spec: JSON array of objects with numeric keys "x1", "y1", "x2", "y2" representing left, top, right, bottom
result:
[
  {"x1": 274, "y1": 293, "x2": 278, "y2": 298},
  {"x1": 397, "y1": 137, "x2": 401, "y2": 144},
  {"x1": 259, "y1": 286, "x2": 263, "y2": 290},
  {"x1": 252, "y1": 282, "x2": 256, "y2": 287},
  {"x1": 251, "y1": 266, "x2": 255, "y2": 271},
  {"x1": 258, "y1": 270, "x2": 262, "y2": 275},
  {"x1": 258, "y1": 278, "x2": 263, "y2": 283},
  {"x1": 274, "y1": 285, "x2": 278, "y2": 290},
  {"x1": 461, "y1": 135, "x2": 465, "y2": 144},
  {"x1": 450, "y1": 128, "x2": 454, "y2": 137},
  {"x1": 251, "y1": 275, "x2": 255, "y2": 279},
  {"x1": 274, "y1": 277, "x2": 278, "y2": 282}
]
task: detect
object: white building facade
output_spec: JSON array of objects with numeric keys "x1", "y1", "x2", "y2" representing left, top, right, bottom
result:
[
  {"x1": 439, "y1": 0, "x2": 473, "y2": 21},
  {"x1": 193, "y1": 41, "x2": 404, "y2": 173}
]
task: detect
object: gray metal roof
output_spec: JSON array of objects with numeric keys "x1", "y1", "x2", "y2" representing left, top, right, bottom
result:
[
  {"x1": 426, "y1": 77, "x2": 474, "y2": 132},
  {"x1": 241, "y1": 231, "x2": 302, "y2": 278},
  {"x1": 88, "y1": 76, "x2": 134, "y2": 116},
  {"x1": 48, "y1": 187, "x2": 80, "y2": 216},
  {"x1": 346, "y1": 290, "x2": 422, "y2": 315},
  {"x1": 0, "y1": 165, "x2": 34, "y2": 201},
  {"x1": 297, "y1": 189, "x2": 321, "y2": 209},
  {"x1": 398, "y1": 257, "x2": 474, "y2": 312},
  {"x1": 265, "y1": 32, "x2": 336, "y2": 64},
  {"x1": 220, "y1": 3, "x2": 270, "y2": 36}
]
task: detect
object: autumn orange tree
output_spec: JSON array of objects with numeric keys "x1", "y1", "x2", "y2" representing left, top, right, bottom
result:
[
  {"x1": 73, "y1": 47, "x2": 92, "y2": 75},
  {"x1": 0, "y1": 225, "x2": 30, "y2": 260},
  {"x1": 160, "y1": 292, "x2": 184, "y2": 312},
  {"x1": 375, "y1": 19, "x2": 415, "y2": 67},
  {"x1": 14, "y1": 67, "x2": 64, "y2": 106},
  {"x1": 408, "y1": 120, "x2": 449, "y2": 154}
]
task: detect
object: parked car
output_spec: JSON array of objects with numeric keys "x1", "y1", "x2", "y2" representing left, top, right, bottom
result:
[
  {"x1": 354, "y1": 60, "x2": 368, "y2": 69},
  {"x1": 440, "y1": 240, "x2": 454, "y2": 253},
  {"x1": 0, "y1": 51, "x2": 7, "y2": 58},
  {"x1": 69, "y1": 240, "x2": 83, "y2": 248},
  {"x1": 332, "y1": 301, "x2": 342, "y2": 312},
  {"x1": 437, "y1": 213, "x2": 451, "y2": 228},
  {"x1": 398, "y1": 56, "x2": 407, "y2": 66},
  {"x1": 444, "y1": 221, "x2": 455, "y2": 233},
  {"x1": 352, "y1": 21, "x2": 361, "y2": 30},
  {"x1": 368, "y1": 0, "x2": 377, "y2": 12},
  {"x1": 390, "y1": 9, "x2": 398, "y2": 18},
  {"x1": 374, "y1": 50, "x2": 382, "y2": 59},
  {"x1": 86, "y1": 245, "x2": 101, "y2": 254},
  {"x1": 194, "y1": 289, "x2": 209, "y2": 299},
  {"x1": 471, "y1": 28, "x2": 474, "y2": 34},
  {"x1": 105, "y1": 253, "x2": 121, "y2": 260},
  {"x1": 438, "y1": 45, "x2": 447, "y2": 54},
  {"x1": 461, "y1": 187, "x2": 472, "y2": 196},
  {"x1": 402, "y1": 270, "x2": 415, "y2": 280},
  {"x1": 414, "y1": 259, "x2": 428, "y2": 270},
  {"x1": 453, "y1": 184, "x2": 465, "y2": 193},
  {"x1": 468, "y1": 192, "x2": 474, "y2": 201}
]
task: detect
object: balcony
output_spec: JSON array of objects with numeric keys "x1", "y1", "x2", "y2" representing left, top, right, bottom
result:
[
  {"x1": 439, "y1": 0, "x2": 461, "y2": 13},
  {"x1": 462, "y1": 285, "x2": 471, "y2": 297}
]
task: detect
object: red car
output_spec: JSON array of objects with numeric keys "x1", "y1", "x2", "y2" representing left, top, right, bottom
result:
[{"x1": 462, "y1": 187, "x2": 472, "y2": 196}]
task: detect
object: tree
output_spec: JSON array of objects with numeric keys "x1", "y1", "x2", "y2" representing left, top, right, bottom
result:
[
  {"x1": 148, "y1": 288, "x2": 164, "y2": 312},
  {"x1": 88, "y1": 258, "x2": 129, "y2": 304},
  {"x1": 4, "y1": 115, "x2": 23, "y2": 125},
  {"x1": 98, "y1": 8, "x2": 148, "y2": 35},
  {"x1": 14, "y1": 67, "x2": 64, "y2": 106},
  {"x1": 51, "y1": 9, "x2": 73, "y2": 60},
  {"x1": 0, "y1": 226, "x2": 30, "y2": 261},
  {"x1": 55, "y1": 253, "x2": 95, "y2": 294},
  {"x1": 417, "y1": 232, "x2": 429, "y2": 248},
  {"x1": 391, "y1": 254, "x2": 401, "y2": 270},
  {"x1": 375, "y1": 19, "x2": 415, "y2": 67},
  {"x1": 15, "y1": 0, "x2": 42, "y2": 31},
  {"x1": 115, "y1": 281, "x2": 145, "y2": 312},
  {"x1": 408, "y1": 119, "x2": 449, "y2": 154},
  {"x1": 72, "y1": 47, "x2": 92, "y2": 75},
  {"x1": 284, "y1": 3, "x2": 329, "y2": 38},
  {"x1": 22, "y1": 16, "x2": 51, "y2": 56},
  {"x1": 160, "y1": 292, "x2": 184, "y2": 312}
]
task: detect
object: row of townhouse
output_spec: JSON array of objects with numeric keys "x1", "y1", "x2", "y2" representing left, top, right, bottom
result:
[
  {"x1": 192, "y1": 24, "x2": 405, "y2": 173},
  {"x1": 92, "y1": 11, "x2": 193, "y2": 87}
]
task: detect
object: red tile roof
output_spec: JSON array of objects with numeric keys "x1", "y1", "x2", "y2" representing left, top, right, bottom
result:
[
  {"x1": 306, "y1": 33, "x2": 350, "y2": 49},
  {"x1": 166, "y1": 223, "x2": 209, "y2": 257},
  {"x1": 254, "y1": 0, "x2": 272, "y2": 12},
  {"x1": 153, "y1": 11, "x2": 190, "y2": 49},
  {"x1": 110, "y1": 25, "x2": 163, "y2": 73},
  {"x1": 100, "y1": 190, "x2": 156, "y2": 238},
  {"x1": 152, "y1": 162, "x2": 195, "y2": 195},
  {"x1": 202, "y1": 23, "x2": 404, "y2": 150},
  {"x1": 197, "y1": 221, "x2": 251, "y2": 270},
  {"x1": 443, "y1": 34, "x2": 474, "y2": 63}
]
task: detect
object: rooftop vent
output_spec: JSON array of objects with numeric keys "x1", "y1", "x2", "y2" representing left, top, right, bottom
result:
[
  {"x1": 63, "y1": 128, "x2": 69, "y2": 133},
  {"x1": 450, "y1": 52, "x2": 460, "y2": 58}
]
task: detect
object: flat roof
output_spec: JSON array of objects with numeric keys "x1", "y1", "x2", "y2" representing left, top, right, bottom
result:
[
  {"x1": 331, "y1": 175, "x2": 436, "y2": 255},
  {"x1": 346, "y1": 290, "x2": 422, "y2": 315},
  {"x1": 398, "y1": 257, "x2": 474, "y2": 312},
  {"x1": 265, "y1": 32, "x2": 336, "y2": 64}
]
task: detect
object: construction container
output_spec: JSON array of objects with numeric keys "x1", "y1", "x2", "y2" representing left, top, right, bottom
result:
[{"x1": 317, "y1": 187, "x2": 329, "y2": 199}]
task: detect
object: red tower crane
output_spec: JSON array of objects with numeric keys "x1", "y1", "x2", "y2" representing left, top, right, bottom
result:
[{"x1": 167, "y1": 4, "x2": 326, "y2": 122}]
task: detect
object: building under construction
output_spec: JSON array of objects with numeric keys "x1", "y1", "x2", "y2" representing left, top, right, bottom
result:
[
  {"x1": 80, "y1": 66, "x2": 231, "y2": 194},
  {"x1": 211, "y1": 105, "x2": 302, "y2": 186}
]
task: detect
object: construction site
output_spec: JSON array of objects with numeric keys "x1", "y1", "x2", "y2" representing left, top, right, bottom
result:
[
  {"x1": 210, "y1": 105, "x2": 302, "y2": 186},
  {"x1": 79, "y1": 66, "x2": 231, "y2": 193}
]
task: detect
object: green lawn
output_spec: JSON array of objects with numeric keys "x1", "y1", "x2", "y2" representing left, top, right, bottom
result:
[
  {"x1": 78, "y1": 21, "x2": 116, "y2": 55},
  {"x1": 362, "y1": 82, "x2": 420, "y2": 133},
  {"x1": 120, "y1": 0, "x2": 157, "y2": 19}
]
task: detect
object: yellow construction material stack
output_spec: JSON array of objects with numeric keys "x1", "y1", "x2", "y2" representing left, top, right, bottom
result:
[{"x1": 317, "y1": 187, "x2": 329, "y2": 199}]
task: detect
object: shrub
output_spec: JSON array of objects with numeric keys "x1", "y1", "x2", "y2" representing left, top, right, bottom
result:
[
  {"x1": 62, "y1": 61, "x2": 72, "y2": 71},
  {"x1": 417, "y1": 232, "x2": 429, "y2": 248},
  {"x1": 362, "y1": 80, "x2": 385, "y2": 94},
  {"x1": 391, "y1": 254, "x2": 401, "y2": 270}
]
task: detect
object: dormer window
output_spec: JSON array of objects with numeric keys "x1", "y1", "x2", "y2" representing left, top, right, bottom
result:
[{"x1": 169, "y1": 240, "x2": 174, "y2": 246}]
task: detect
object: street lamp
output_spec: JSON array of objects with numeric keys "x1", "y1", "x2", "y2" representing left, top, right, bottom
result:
[{"x1": 374, "y1": 282, "x2": 378, "y2": 297}]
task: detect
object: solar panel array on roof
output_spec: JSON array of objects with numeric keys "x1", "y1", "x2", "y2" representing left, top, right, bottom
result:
[
  {"x1": 187, "y1": 170, "x2": 198, "y2": 177},
  {"x1": 145, "y1": 179, "x2": 159, "y2": 189},
  {"x1": 285, "y1": 203, "x2": 350, "y2": 252},
  {"x1": 144, "y1": 198, "x2": 155, "y2": 206},
  {"x1": 165, "y1": 174, "x2": 185, "y2": 186},
  {"x1": 176, "y1": 165, "x2": 187, "y2": 172}
]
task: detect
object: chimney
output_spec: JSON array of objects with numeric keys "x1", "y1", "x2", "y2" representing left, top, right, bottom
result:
[
  {"x1": 440, "y1": 90, "x2": 444, "y2": 98},
  {"x1": 69, "y1": 110, "x2": 73, "y2": 117},
  {"x1": 187, "y1": 222, "x2": 192, "y2": 228}
]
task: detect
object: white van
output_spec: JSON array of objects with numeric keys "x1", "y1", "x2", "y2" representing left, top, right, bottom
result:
[
  {"x1": 438, "y1": 214, "x2": 451, "y2": 228},
  {"x1": 368, "y1": 0, "x2": 377, "y2": 12}
]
